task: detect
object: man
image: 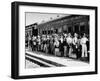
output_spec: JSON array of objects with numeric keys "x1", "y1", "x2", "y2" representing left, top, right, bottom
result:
[
  {"x1": 63, "y1": 34, "x2": 68, "y2": 57},
  {"x1": 80, "y1": 33, "x2": 88, "y2": 58},
  {"x1": 49, "y1": 36, "x2": 55, "y2": 55},
  {"x1": 54, "y1": 37, "x2": 60, "y2": 56},
  {"x1": 25, "y1": 33, "x2": 28, "y2": 48},
  {"x1": 43, "y1": 35, "x2": 47, "y2": 53},
  {"x1": 59, "y1": 35, "x2": 64, "y2": 57},
  {"x1": 72, "y1": 33, "x2": 79, "y2": 59},
  {"x1": 67, "y1": 33, "x2": 73, "y2": 56},
  {"x1": 37, "y1": 35, "x2": 41, "y2": 51},
  {"x1": 28, "y1": 35, "x2": 32, "y2": 50},
  {"x1": 32, "y1": 36, "x2": 37, "y2": 51},
  {"x1": 41, "y1": 35, "x2": 44, "y2": 52},
  {"x1": 31, "y1": 35, "x2": 34, "y2": 51},
  {"x1": 45, "y1": 35, "x2": 50, "y2": 54}
]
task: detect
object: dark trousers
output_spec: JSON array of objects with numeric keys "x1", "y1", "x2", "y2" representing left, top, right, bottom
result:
[
  {"x1": 59, "y1": 43, "x2": 64, "y2": 57},
  {"x1": 76, "y1": 48, "x2": 79, "y2": 59},
  {"x1": 32, "y1": 45, "x2": 37, "y2": 51},
  {"x1": 77, "y1": 46, "x2": 82, "y2": 59}
]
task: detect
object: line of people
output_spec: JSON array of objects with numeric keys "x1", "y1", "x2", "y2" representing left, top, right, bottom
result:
[{"x1": 25, "y1": 33, "x2": 89, "y2": 59}]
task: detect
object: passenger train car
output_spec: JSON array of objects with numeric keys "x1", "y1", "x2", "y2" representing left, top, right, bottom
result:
[{"x1": 25, "y1": 15, "x2": 89, "y2": 37}]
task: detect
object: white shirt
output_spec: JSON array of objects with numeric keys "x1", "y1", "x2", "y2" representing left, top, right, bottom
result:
[
  {"x1": 37, "y1": 38, "x2": 41, "y2": 45},
  {"x1": 60, "y1": 37, "x2": 63, "y2": 43},
  {"x1": 73, "y1": 37, "x2": 78, "y2": 45},
  {"x1": 67, "y1": 36, "x2": 73, "y2": 44},
  {"x1": 54, "y1": 40, "x2": 59, "y2": 47},
  {"x1": 81, "y1": 37, "x2": 88, "y2": 44}
]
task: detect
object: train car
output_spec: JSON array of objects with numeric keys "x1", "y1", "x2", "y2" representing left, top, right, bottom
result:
[{"x1": 37, "y1": 15, "x2": 89, "y2": 36}]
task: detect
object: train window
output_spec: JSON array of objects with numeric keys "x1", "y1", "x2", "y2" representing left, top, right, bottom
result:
[
  {"x1": 63, "y1": 25, "x2": 67, "y2": 31},
  {"x1": 55, "y1": 29, "x2": 58, "y2": 33},
  {"x1": 44, "y1": 31, "x2": 47, "y2": 34},
  {"x1": 68, "y1": 27, "x2": 72, "y2": 33},
  {"x1": 42, "y1": 31, "x2": 44, "y2": 34},
  {"x1": 48, "y1": 30, "x2": 50, "y2": 34},
  {"x1": 80, "y1": 25, "x2": 85, "y2": 32},
  {"x1": 74, "y1": 25, "x2": 79, "y2": 33},
  {"x1": 58, "y1": 28, "x2": 62, "y2": 33},
  {"x1": 51, "y1": 30, "x2": 53, "y2": 34}
]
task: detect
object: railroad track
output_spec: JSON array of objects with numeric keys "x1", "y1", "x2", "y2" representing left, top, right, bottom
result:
[{"x1": 26, "y1": 53, "x2": 65, "y2": 67}]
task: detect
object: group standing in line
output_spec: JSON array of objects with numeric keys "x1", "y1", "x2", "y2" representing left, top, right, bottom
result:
[{"x1": 25, "y1": 33, "x2": 89, "y2": 59}]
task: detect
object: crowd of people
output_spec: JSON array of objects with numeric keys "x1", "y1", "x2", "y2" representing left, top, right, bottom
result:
[{"x1": 25, "y1": 33, "x2": 89, "y2": 59}]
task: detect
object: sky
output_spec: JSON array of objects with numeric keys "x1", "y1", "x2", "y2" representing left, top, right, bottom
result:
[{"x1": 25, "y1": 12, "x2": 70, "y2": 26}]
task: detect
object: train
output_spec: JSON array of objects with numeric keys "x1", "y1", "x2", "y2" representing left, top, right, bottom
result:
[{"x1": 25, "y1": 15, "x2": 89, "y2": 37}]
